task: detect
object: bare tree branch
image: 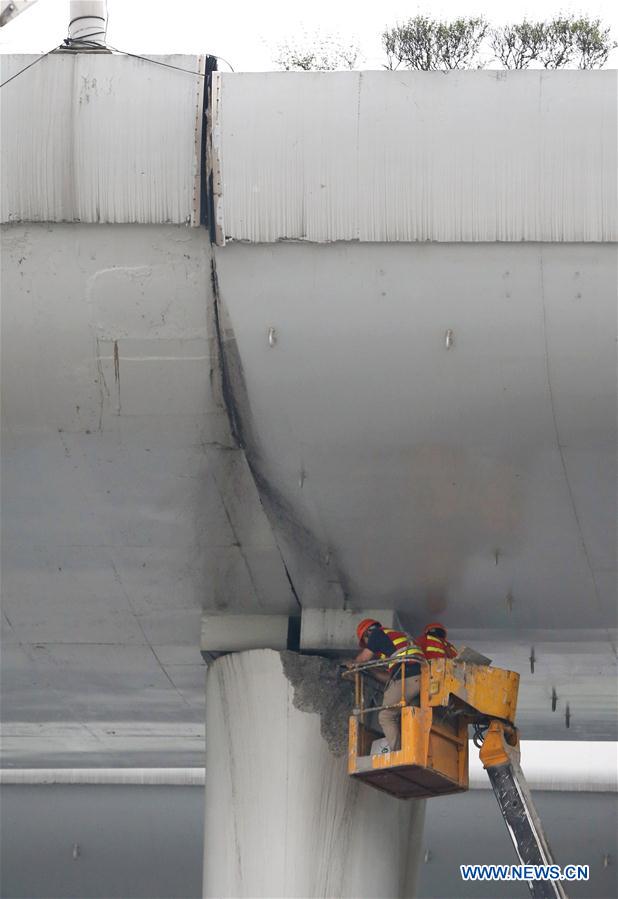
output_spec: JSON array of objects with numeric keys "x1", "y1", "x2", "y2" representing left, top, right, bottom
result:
[
  {"x1": 274, "y1": 32, "x2": 360, "y2": 71},
  {"x1": 538, "y1": 17, "x2": 575, "y2": 68},
  {"x1": 435, "y1": 18, "x2": 489, "y2": 70},
  {"x1": 490, "y1": 22, "x2": 546, "y2": 69}
]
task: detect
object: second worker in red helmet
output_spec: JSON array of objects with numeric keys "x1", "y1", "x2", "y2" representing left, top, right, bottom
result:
[{"x1": 415, "y1": 622, "x2": 458, "y2": 660}]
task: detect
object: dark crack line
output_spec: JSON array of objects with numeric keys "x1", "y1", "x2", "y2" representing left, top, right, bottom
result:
[
  {"x1": 283, "y1": 562, "x2": 302, "y2": 611},
  {"x1": 208, "y1": 249, "x2": 304, "y2": 613},
  {"x1": 210, "y1": 254, "x2": 243, "y2": 448}
]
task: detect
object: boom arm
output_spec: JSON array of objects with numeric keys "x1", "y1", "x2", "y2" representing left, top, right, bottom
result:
[
  {"x1": 479, "y1": 721, "x2": 568, "y2": 899},
  {"x1": 347, "y1": 657, "x2": 570, "y2": 897}
]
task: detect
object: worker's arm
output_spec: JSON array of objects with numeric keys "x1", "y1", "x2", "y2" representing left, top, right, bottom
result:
[
  {"x1": 344, "y1": 648, "x2": 392, "y2": 684},
  {"x1": 344, "y1": 647, "x2": 374, "y2": 668}
]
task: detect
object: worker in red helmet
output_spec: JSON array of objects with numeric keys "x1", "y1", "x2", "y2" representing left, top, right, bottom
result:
[
  {"x1": 345, "y1": 618, "x2": 425, "y2": 752},
  {"x1": 415, "y1": 622, "x2": 458, "y2": 661}
]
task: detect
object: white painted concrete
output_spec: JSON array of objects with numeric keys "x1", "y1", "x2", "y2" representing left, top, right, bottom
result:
[
  {"x1": 1, "y1": 54, "x2": 204, "y2": 224},
  {"x1": 3, "y1": 227, "x2": 616, "y2": 763},
  {"x1": 203, "y1": 649, "x2": 424, "y2": 898},
  {"x1": 1, "y1": 223, "x2": 294, "y2": 765},
  {"x1": 215, "y1": 241, "x2": 617, "y2": 629},
  {"x1": 216, "y1": 71, "x2": 617, "y2": 244},
  {"x1": 2, "y1": 61, "x2": 616, "y2": 771},
  {"x1": 211, "y1": 239, "x2": 617, "y2": 741},
  {"x1": 300, "y1": 608, "x2": 402, "y2": 652},
  {"x1": 3, "y1": 226, "x2": 616, "y2": 759},
  {"x1": 201, "y1": 613, "x2": 291, "y2": 653}
]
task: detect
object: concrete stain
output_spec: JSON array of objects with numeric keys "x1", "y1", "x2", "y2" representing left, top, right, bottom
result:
[
  {"x1": 94, "y1": 336, "x2": 111, "y2": 431},
  {"x1": 210, "y1": 252, "x2": 345, "y2": 608},
  {"x1": 113, "y1": 340, "x2": 120, "y2": 383},
  {"x1": 113, "y1": 340, "x2": 121, "y2": 413}
]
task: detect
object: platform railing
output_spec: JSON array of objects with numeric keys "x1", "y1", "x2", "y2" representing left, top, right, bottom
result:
[{"x1": 341, "y1": 655, "x2": 429, "y2": 724}]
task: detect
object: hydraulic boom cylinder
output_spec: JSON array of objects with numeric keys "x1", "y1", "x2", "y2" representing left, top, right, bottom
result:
[{"x1": 480, "y1": 722, "x2": 568, "y2": 899}]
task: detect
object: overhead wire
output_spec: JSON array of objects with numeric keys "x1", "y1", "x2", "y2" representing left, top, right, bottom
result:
[
  {"x1": 0, "y1": 38, "x2": 234, "y2": 90},
  {"x1": 65, "y1": 37, "x2": 235, "y2": 73},
  {"x1": 0, "y1": 43, "x2": 62, "y2": 88},
  {"x1": 105, "y1": 42, "x2": 235, "y2": 74}
]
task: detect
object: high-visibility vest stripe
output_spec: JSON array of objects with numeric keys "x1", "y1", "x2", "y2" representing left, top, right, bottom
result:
[
  {"x1": 423, "y1": 634, "x2": 455, "y2": 658},
  {"x1": 379, "y1": 628, "x2": 424, "y2": 670}
]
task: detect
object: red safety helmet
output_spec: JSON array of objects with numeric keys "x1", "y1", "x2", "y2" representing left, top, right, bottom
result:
[
  {"x1": 424, "y1": 621, "x2": 447, "y2": 637},
  {"x1": 356, "y1": 618, "x2": 380, "y2": 645}
]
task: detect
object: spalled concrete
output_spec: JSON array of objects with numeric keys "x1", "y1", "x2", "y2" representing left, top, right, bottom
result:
[{"x1": 280, "y1": 651, "x2": 356, "y2": 756}]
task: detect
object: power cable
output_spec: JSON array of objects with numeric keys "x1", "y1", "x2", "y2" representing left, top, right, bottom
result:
[
  {"x1": 0, "y1": 39, "x2": 234, "y2": 90},
  {"x1": 0, "y1": 44, "x2": 62, "y2": 88},
  {"x1": 66, "y1": 37, "x2": 235, "y2": 73},
  {"x1": 108, "y1": 42, "x2": 235, "y2": 74},
  {"x1": 473, "y1": 721, "x2": 489, "y2": 748}
]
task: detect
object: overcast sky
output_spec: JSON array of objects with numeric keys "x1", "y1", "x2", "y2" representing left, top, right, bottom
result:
[{"x1": 1, "y1": 0, "x2": 617, "y2": 68}]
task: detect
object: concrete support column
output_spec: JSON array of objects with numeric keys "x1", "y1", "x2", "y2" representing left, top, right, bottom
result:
[{"x1": 203, "y1": 649, "x2": 425, "y2": 899}]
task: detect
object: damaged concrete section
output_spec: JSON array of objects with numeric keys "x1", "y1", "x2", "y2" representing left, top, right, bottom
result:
[{"x1": 280, "y1": 650, "x2": 371, "y2": 756}]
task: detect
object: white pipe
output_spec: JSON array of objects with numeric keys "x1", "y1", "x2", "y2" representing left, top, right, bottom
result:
[
  {"x1": 0, "y1": 768, "x2": 205, "y2": 785},
  {"x1": 1, "y1": 743, "x2": 616, "y2": 792},
  {"x1": 469, "y1": 741, "x2": 618, "y2": 793},
  {"x1": 68, "y1": 0, "x2": 107, "y2": 43}
]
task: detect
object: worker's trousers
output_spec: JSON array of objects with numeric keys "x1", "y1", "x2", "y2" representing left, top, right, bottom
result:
[{"x1": 379, "y1": 675, "x2": 421, "y2": 751}]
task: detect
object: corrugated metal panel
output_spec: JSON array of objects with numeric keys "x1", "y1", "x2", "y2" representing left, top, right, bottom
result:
[
  {"x1": 1, "y1": 53, "x2": 204, "y2": 224},
  {"x1": 215, "y1": 71, "x2": 617, "y2": 244}
]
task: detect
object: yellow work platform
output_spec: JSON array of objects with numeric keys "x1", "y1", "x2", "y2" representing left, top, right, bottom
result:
[{"x1": 347, "y1": 657, "x2": 519, "y2": 800}]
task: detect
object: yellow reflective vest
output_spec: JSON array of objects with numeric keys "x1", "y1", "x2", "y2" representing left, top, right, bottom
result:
[
  {"x1": 377, "y1": 627, "x2": 425, "y2": 671},
  {"x1": 417, "y1": 633, "x2": 457, "y2": 660}
]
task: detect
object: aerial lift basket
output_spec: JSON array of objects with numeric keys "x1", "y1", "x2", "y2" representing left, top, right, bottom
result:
[
  {"x1": 346, "y1": 656, "x2": 568, "y2": 899},
  {"x1": 346, "y1": 657, "x2": 519, "y2": 800}
]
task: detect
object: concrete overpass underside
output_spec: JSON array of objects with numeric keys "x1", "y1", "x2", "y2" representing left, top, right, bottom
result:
[
  {"x1": 2, "y1": 226, "x2": 616, "y2": 765},
  {"x1": 1, "y1": 58, "x2": 616, "y2": 899}
]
